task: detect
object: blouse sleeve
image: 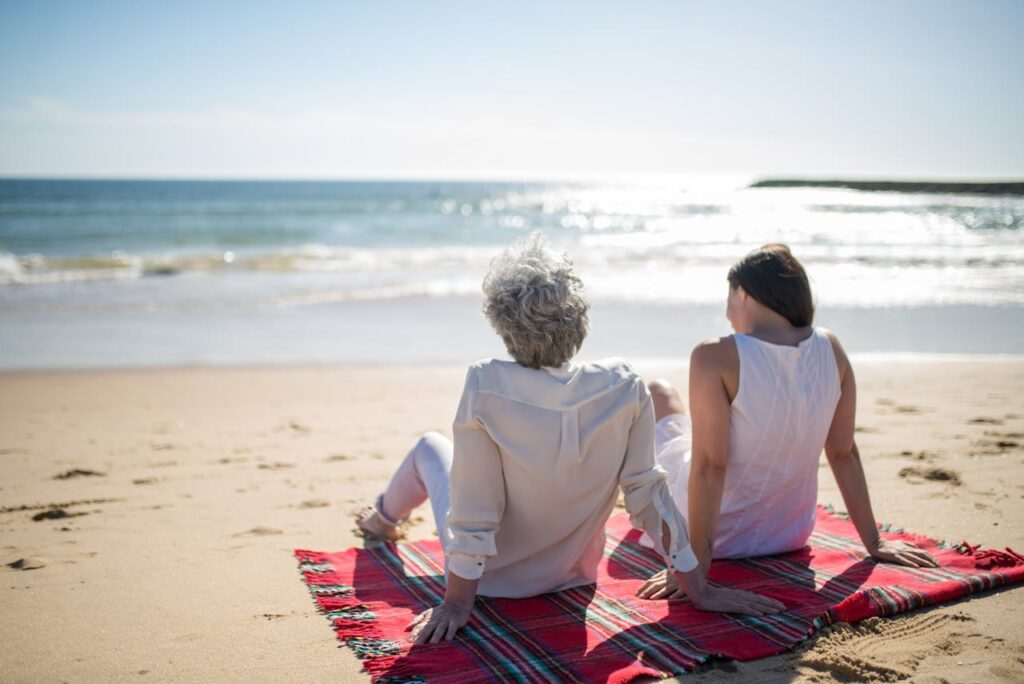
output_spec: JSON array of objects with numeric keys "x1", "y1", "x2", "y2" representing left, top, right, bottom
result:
[
  {"x1": 445, "y1": 366, "x2": 507, "y2": 580},
  {"x1": 618, "y1": 379, "x2": 699, "y2": 573}
]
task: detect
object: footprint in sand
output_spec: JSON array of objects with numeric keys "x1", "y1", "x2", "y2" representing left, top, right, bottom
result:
[
  {"x1": 132, "y1": 478, "x2": 159, "y2": 486},
  {"x1": 970, "y1": 436, "x2": 1022, "y2": 457},
  {"x1": 31, "y1": 508, "x2": 89, "y2": 522},
  {"x1": 2, "y1": 498, "x2": 119, "y2": 516},
  {"x1": 258, "y1": 462, "x2": 295, "y2": 470},
  {"x1": 969, "y1": 417, "x2": 1004, "y2": 425},
  {"x1": 325, "y1": 454, "x2": 351, "y2": 462},
  {"x1": 53, "y1": 468, "x2": 105, "y2": 480},
  {"x1": 233, "y1": 527, "x2": 283, "y2": 537},
  {"x1": 874, "y1": 399, "x2": 922, "y2": 415},
  {"x1": 899, "y1": 466, "x2": 962, "y2": 486},
  {"x1": 7, "y1": 557, "x2": 46, "y2": 570},
  {"x1": 793, "y1": 614, "x2": 960, "y2": 681},
  {"x1": 986, "y1": 430, "x2": 1023, "y2": 439},
  {"x1": 898, "y1": 450, "x2": 935, "y2": 461},
  {"x1": 295, "y1": 500, "x2": 330, "y2": 509}
]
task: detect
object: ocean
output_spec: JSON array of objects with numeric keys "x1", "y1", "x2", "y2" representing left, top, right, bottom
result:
[{"x1": 1, "y1": 178, "x2": 1022, "y2": 369}]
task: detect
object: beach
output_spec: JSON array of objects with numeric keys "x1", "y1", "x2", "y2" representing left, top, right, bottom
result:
[
  {"x1": 2, "y1": 178, "x2": 1023, "y2": 681},
  {"x1": 5, "y1": 0, "x2": 1023, "y2": 679},
  {"x1": 1, "y1": 358, "x2": 1022, "y2": 682}
]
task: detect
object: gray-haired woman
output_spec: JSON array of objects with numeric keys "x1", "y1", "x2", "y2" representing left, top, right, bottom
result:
[{"x1": 357, "y1": 233, "x2": 783, "y2": 644}]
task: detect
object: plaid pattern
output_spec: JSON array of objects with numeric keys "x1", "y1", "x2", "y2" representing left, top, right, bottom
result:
[{"x1": 296, "y1": 507, "x2": 1024, "y2": 683}]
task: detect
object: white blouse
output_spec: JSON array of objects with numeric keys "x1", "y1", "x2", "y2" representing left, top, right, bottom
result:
[
  {"x1": 646, "y1": 327, "x2": 842, "y2": 559},
  {"x1": 445, "y1": 357, "x2": 698, "y2": 599}
]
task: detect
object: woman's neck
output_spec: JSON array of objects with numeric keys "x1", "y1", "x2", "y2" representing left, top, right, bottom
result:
[{"x1": 745, "y1": 316, "x2": 812, "y2": 346}]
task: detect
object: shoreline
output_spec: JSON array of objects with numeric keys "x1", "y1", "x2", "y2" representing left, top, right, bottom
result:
[
  {"x1": 2, "y1": 297, "x2": 1023, "y2": 371},
  {"x1": 2, "y1": 351, "x2": 1024, "y2": 376}
]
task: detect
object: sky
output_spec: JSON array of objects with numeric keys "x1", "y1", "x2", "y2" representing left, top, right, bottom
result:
[{"x1": 1, "y1": 0, "x2": 1022, "y2": 180}]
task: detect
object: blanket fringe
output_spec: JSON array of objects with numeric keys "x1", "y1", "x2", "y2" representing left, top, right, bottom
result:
[
  {"x1": 295, "y1": 550, "x2": 408, "y2": 682},
  {"x1": 953, "y1": 541, "x2": 1024, "y2": 568},
  {"x1": 973, "y1": 546, "x2": 1024, "y2": 569}
]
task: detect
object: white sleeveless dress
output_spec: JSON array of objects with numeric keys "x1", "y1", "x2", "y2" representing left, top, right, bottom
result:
[{"x1": 644, "y1": 327, "x2": 842, "y2": 558}]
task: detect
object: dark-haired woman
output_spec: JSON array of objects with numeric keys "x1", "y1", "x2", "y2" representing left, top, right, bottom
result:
[{"x1": 636, "y1": 244, "x2": 936, "y2": 599}]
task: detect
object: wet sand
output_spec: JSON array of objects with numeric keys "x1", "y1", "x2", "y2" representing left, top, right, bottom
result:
[{"x1": 1, "y1": 359, "x2": 1021, "y2": 682}]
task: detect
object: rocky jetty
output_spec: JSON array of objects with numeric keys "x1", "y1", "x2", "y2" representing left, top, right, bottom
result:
[{"x1": 750, "y1": 179, "x2": 1024, "y2": 196}]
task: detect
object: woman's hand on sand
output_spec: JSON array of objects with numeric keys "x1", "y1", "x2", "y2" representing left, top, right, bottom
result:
[
  {"x1": 869, "y1": 539, "x2": 939, "y2": 568},
  {"x1": 407, "y1": 601, "x2": 472, "y2": 644},
  {"x1": 636, "y1": 568, "x2": 684, "y2": 600}
]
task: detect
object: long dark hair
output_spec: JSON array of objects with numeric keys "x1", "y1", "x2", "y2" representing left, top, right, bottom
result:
[{"x1": 727, "y1": 244, "x2": 814, "y2": 327}]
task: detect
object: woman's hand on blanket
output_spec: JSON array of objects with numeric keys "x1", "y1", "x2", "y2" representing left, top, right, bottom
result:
[
  {"x1": 869, "y1": 539, "x2": 940, "y2": 568},
  {"x1": 690, "y1": 586, "x2": 786, "y2": 616},
  {"x1": 638, "y1": 569, "x2": 786, "y2": 615},
  {"x1": 407, "y1": 601, "x2": 472, "y2": 644},
  {"x1": 636, "y1": 569, "x2": 684, "y2": 600}
]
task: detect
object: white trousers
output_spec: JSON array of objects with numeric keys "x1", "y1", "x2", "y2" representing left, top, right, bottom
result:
[
  {"x1": 640, "y1": 413, "x2": 693, "y2": 549},
  {"x1": 375, "y1": 431, "x2": 453, "y2": 542}
]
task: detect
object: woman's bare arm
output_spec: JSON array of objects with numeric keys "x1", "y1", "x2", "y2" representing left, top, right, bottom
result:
[
  {"x1": 823, "y1": 332, "x2": 938, "y2": 568},
  {"x1": 687, "y1": 339, "x2": 735, "y2": 575}
]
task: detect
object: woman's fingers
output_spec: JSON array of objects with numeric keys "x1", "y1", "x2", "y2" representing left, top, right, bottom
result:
[
  {"x1": 733, "y1": 603, "x2": 765, "y2": 616},
  {"x1": 445, "y1": 620, "x2": 460, "y2": 641},
  {"x1": 907, "y1": 550, "x2": 936, "y2": 568},
  {"x1": 749, "y1": 599, "x2": 779, "y2": 612},
  {"x1": 414, "y1": 618, "x2": 440, "y2": 644},
  {"x1": 411, "y1": 609, "x2": 468, "y2": 645},
  {"x1": 756, "y1": 595, "x2": 787, "y2": 612},
  {"x1": 892, "y1": 547, "x2": 930, "y2": 568},
  {"x1": 411, "y1": 612, "x2": 442, "y2": 643},
  {"x1": 912, "y1": 548, "x2": 939, "y2": 567},
  {"x1": 879, "y1": 541, "x2": 940, "y2": 569},
  {"x1": 428, "y1": 619, "x2": 447, "y2": 644},
  {"x1": 637, "y1": 573, "x2": 672, "y2": 599},
  {"x1": 406, "y1": 609, "x2": 430, "y2": 631}
]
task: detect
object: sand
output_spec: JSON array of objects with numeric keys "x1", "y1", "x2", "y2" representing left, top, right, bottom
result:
[{"x1": 1, "y1": 359, "x2": 1022, "y2": 682}]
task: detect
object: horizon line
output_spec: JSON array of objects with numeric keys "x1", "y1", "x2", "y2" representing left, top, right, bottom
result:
[{"x1": 3, "y1": 173, "x2": 1024, "y2": 185}]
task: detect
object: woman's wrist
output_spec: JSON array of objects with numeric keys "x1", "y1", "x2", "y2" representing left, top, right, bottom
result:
[
  {"x1": 443, "y1": 572, "x2": 480, "y2": 611},
  {"x1": 441, "y1": 597, "x2": 474, "y2": 614},
  {"x1": 675, "y1": 567, "x2": 709, "y2": 602}
]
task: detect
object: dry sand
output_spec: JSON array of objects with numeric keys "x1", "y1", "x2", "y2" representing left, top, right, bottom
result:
[{"x1": 1, "y1": 359, "x2": 1022, "y2": 682}]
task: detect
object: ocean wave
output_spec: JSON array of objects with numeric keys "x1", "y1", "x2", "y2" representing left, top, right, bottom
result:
[{"x1": 4, "y1": 239, "x2": 1024, "y2": 288}]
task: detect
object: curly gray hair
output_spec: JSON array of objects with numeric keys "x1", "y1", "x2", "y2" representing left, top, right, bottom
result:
[{"x1": 482, "y1": 232, "x2": 590, "y2": 369}]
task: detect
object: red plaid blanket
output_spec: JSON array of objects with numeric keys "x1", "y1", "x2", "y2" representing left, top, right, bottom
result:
[{"x1": 295, "y1": 506, "x2": 1024, "y2": 683}]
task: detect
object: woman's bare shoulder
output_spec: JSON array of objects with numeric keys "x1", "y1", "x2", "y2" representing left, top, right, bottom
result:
[
  {"x1": 690, "y1": 335, "x2": 739, "y2": 371},
  {"x1": 817, "y1": 327, "x2": 851, "y2": 376}
]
